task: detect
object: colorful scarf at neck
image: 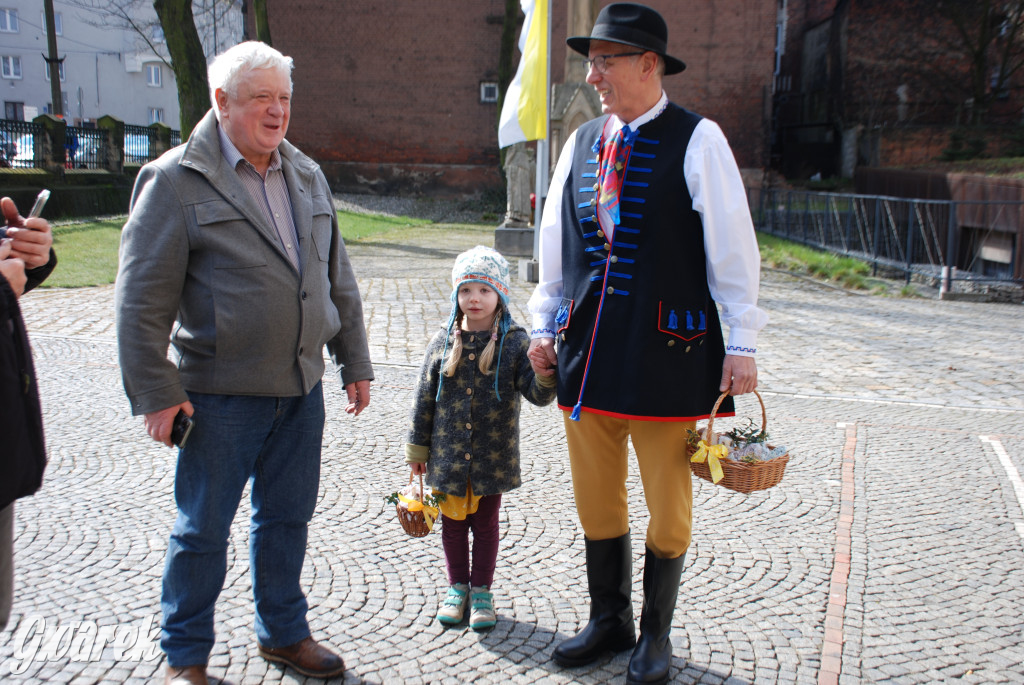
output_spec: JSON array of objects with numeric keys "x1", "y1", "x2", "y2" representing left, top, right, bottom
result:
[{"x1": 596, "y1": 123, "x2": 636, "y2": 226}]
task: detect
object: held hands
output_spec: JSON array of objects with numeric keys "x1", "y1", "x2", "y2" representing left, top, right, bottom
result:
[
  {"x1": 720, "y1": 354, "x2": 757, "y2": 396},
  {"x1": 2, "y1": 197, "x2": 53, "y2": 270},
  {"x1": 144, "y1": 401, "x2": 194, "y2": 447},
  {"x1": 528, "y1": 338, "x2": 557, "y2": 377},
  {"x1": 345, "y1": 379, "x2": 372, "y2": 416}
]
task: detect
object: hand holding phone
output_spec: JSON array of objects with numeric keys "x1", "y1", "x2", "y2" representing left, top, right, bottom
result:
[
  {"x1": 171, "y1": 409, "x2": 195, "y2": 448},
  {"x1": 28, "y1": 189, "x2": 50, "y2": 219}
]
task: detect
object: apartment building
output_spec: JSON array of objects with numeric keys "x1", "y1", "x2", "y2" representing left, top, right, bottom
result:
[{"x1": 0, "y1": 0, "x2": 242, "y2": 128}]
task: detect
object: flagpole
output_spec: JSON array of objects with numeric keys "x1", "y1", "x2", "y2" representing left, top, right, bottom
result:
[{"x1": 532, "y1": 0, "x2": 551, "y2": 264}]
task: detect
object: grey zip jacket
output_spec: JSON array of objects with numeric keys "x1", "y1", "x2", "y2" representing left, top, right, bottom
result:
[{"x1": 116, "y1": 110, "x2": 373, "y2": 415}]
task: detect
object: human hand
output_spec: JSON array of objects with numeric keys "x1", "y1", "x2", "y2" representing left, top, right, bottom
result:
[
  {"x1": 0, "y1": 239, "x2": 26, "y2": 298},
  {"x1": 720, "y1": 354, "x2": 757, "y2": 395},
  {"x1": 528, "y1": 337, "x2": 557, "y2": 376},
  {"x1": 144, "y1": 401, "x2": 194, "y2": 447},
  {"x1": 2, "y1": 196, "x2": 54, "y2": 269},
  {"x1": 410, "y1": 462, "x2": 427, "y2": 476},
  {"x1": 345, "y1": 379, "x2": 371, "y2": 415}
]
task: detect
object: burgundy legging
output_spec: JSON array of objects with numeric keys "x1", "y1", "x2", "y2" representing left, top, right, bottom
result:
[{"x1": 440, "y1": 493, "x2": 502, "y2": 587}]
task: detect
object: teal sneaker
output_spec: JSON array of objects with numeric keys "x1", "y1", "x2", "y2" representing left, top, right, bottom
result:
[
  {"x1": 469, "y1": 585, "x2": 496, "y2": 631},
  {"x1": 436, "y1": 583, "x2": 469, "y2": 625}
]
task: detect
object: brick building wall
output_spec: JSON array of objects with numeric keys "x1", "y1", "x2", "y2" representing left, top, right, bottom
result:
[
  {"x1": 651, "y1": 0, "x2": 777, "y2": 169},
  {"x1": 775, "y1": 0, "x2": 1024, "y2": 178},
  {"x1": 261, "y1": 1, "x2": 776, "y2": 196}
]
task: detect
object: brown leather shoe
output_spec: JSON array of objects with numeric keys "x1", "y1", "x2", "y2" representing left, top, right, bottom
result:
[
  {"x1": 164, "y1": 664, "x2": 208, "y2": 685},
  {"x1": 257, "y1": 636, "x2": 345, "y2": 678}
]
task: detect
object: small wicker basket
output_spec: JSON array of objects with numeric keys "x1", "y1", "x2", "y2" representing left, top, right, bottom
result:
[
  {"x1": 689, "y1": 390, "x2": 789, "y2": 494},
  {"x1": 396, "y1": 473, "x2": 433, "y2": 537}
]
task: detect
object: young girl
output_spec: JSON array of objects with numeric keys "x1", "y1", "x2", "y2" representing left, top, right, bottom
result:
[{"x1": 405, "y1": 246, "x2": 556, "y2": 630}]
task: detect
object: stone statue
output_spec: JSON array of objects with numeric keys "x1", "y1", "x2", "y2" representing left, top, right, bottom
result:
[{"x1": 504, "y1": 142, "x2": 535, "y2": 226}]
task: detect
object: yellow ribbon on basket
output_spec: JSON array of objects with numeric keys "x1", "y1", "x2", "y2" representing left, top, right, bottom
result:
[
  {"x1": 397, "y1": 493, "x2": 439, "y2": 532},
  {"x1": 690, "y1": 440, "x2": 729, "y2": 484}
]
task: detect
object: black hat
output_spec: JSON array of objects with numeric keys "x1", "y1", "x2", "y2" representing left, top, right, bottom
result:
[{"x1": 568, "y1": 3, "x2": 686, "y2": 75}]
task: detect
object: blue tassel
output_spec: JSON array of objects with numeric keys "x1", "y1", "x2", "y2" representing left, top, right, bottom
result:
[
  {"x1": 493, "y1": 332, "x2": 507, "y2": 401},
  {"x1": 435, "y1": 305, "x2": 458, "y2": 402},
  {"x1": 570, "y1": 402, "x2": 582, "y2": 421},
  {"x1": 555, "y1": 304, "x2": 569, "y2": 325}
]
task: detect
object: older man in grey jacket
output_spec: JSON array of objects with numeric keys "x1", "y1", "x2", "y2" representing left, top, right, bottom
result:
[{"x1": 115, "y1": 42, "x2": 372, "y2": 685}]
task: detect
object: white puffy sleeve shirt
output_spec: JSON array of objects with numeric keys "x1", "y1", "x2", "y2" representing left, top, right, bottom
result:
[{"x1": 528, "y1": 92, "x2": 768, "y2": 357}]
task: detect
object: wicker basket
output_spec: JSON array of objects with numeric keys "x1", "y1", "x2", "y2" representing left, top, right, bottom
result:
[
  {"x1": 396, "y1": 473, "x2": 434, "y2": 537},
  {"x1": 689, "y1": 390, "x2": 789, "y2": 494}
]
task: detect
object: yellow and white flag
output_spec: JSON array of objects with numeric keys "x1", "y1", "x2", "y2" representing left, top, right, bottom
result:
[{"x1": 498, "y1": 0, "x2": 548, "y2": 148}]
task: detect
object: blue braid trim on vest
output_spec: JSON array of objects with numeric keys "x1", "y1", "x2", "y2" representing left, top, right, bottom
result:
[
  {"x1": 635, "y1": 136, "x2": 659, "y2": 144},
  {"x1": 630, "y1": 167, "x2": 652, "y2": 173},
  {"x1": 615, "y1": 242, "x2": 638, "y2": 249},
  {"x1": 621, "y1": 211, "x2": 643, "y2": 219},
  {"x1": 578, "y1": 201, "x2": 593, "y2": 209},
  {"x1": 616, "y1": 226, "x2": 639, "y2": 233},
  {"x1": 582, "y1": 172, "x2": 597, "y2": 178},
  {"x1": 631, "y1": 151, "x2": 655, "y2": 159},
  {"x1": 622, "y1": 196, "x2": 645, "y2": 203}
]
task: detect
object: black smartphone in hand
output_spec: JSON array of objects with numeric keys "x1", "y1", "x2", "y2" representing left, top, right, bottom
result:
[{"x1": 171, "y1": 410, "x2": 195, "y2": 448}]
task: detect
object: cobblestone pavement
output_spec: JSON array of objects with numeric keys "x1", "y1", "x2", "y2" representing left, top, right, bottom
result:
[{"x1": 3, "y1": 223, "x2": 1024, "y2": 684}]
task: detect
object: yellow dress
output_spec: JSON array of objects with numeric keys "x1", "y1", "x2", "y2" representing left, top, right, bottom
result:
[{"x1": 437, "y1": 479, "x2": 482, "y2": 521}]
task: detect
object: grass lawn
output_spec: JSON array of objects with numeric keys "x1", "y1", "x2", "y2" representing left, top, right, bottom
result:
[
  {"x1": 47, "y1": 219, "x2": 124, "y2": 288},
  {"x1": 42, "y1": 210, "x2": 435, "y2": 288},
  {"x1": 39, "y1": 210, "x2": 908, "y2": 295}
]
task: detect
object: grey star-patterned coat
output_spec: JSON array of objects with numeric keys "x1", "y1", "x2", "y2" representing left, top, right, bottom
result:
[{"x1": 405, "y1": 323, "x2": 556, "y2": 498}]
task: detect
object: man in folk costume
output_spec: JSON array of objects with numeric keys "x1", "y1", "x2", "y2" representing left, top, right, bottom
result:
[{"x1": 527, "y1": 4, "x2": 768, "y2": 684}]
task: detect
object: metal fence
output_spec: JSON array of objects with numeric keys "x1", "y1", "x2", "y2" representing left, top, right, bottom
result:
[
  {"x1": 0, "y1": 119, "x2": 42, "y2": 168},
  {"x1": 0, "y1": 118, "x2": 178, "y2": 170},
  {"x1": 749, "y1": 187, "x2": 1023, "y2": 290},
  {"x1": 123, "y1": 124, "x2": 156, "y2": 164},
  {"x1": 65, "y1": 126, "x2": 107, "y2": 169}
]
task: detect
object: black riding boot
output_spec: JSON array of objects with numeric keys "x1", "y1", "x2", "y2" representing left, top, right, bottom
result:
[
  {"x1": 626, "y1": 547, "x2": 685, "y2": 685},
  {"x1": 553, "y1": 533, "x2": 636, "y2": 667}
]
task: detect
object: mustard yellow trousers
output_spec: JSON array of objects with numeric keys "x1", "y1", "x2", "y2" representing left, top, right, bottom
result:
[{"x1": 563, "y1": 411, "x2": 695, "y2": 559}]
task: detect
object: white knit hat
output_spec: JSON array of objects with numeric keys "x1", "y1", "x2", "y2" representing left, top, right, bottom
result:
[
  {"x1": 450, "y1": 245, "x2": 510, "y2": 305},
  {"x1": 437, "y1": 246, "x2": 514, "y2": 401}
]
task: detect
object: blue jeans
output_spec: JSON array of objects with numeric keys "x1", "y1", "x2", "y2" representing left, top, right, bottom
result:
[{"x1": 161, "y1": 383, "x2": 324, "y2": 667}]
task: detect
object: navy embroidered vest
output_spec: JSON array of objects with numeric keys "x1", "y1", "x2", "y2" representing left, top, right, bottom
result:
[{"x1": 555, "y1": 103, "x2": 734, "y2": 421}]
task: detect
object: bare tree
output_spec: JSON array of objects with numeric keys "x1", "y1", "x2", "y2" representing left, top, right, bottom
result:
[
  {"x1": 844, "y1": 0, "x2": 1024, "y2": 127},
  {"x1": 153, "y1": 0, "x2": 209, "y2": 138},
  {"x1": 253, "y1": 0, "x2": 271, "y2": 45},
  {"x1": 64, "y1": 0, "x2": 243, "y2": 136},
  {"x1": 65, "y1": 0, "x2": 172, "y2": 69},
  {"x1": 936, "y1": 0, "x2": 1024, "y2": 124},
  {"x1": 66, "y1": 0, "x2": 241, "y2": 62}
]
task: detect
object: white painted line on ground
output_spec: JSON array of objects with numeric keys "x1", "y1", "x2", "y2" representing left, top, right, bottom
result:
[{"x1": 980, "y1": 435, "x2": 1024, "y2": 542}]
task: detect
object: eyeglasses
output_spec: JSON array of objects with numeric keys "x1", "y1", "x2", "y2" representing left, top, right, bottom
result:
[{"x1": 583, "y1": 51, "x2": 646, "y2": 74}]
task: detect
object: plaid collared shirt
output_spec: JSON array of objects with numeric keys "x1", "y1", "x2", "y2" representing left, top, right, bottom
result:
[{"x1": 218, "y1": 125, "x2": 301, "y2": 271}]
